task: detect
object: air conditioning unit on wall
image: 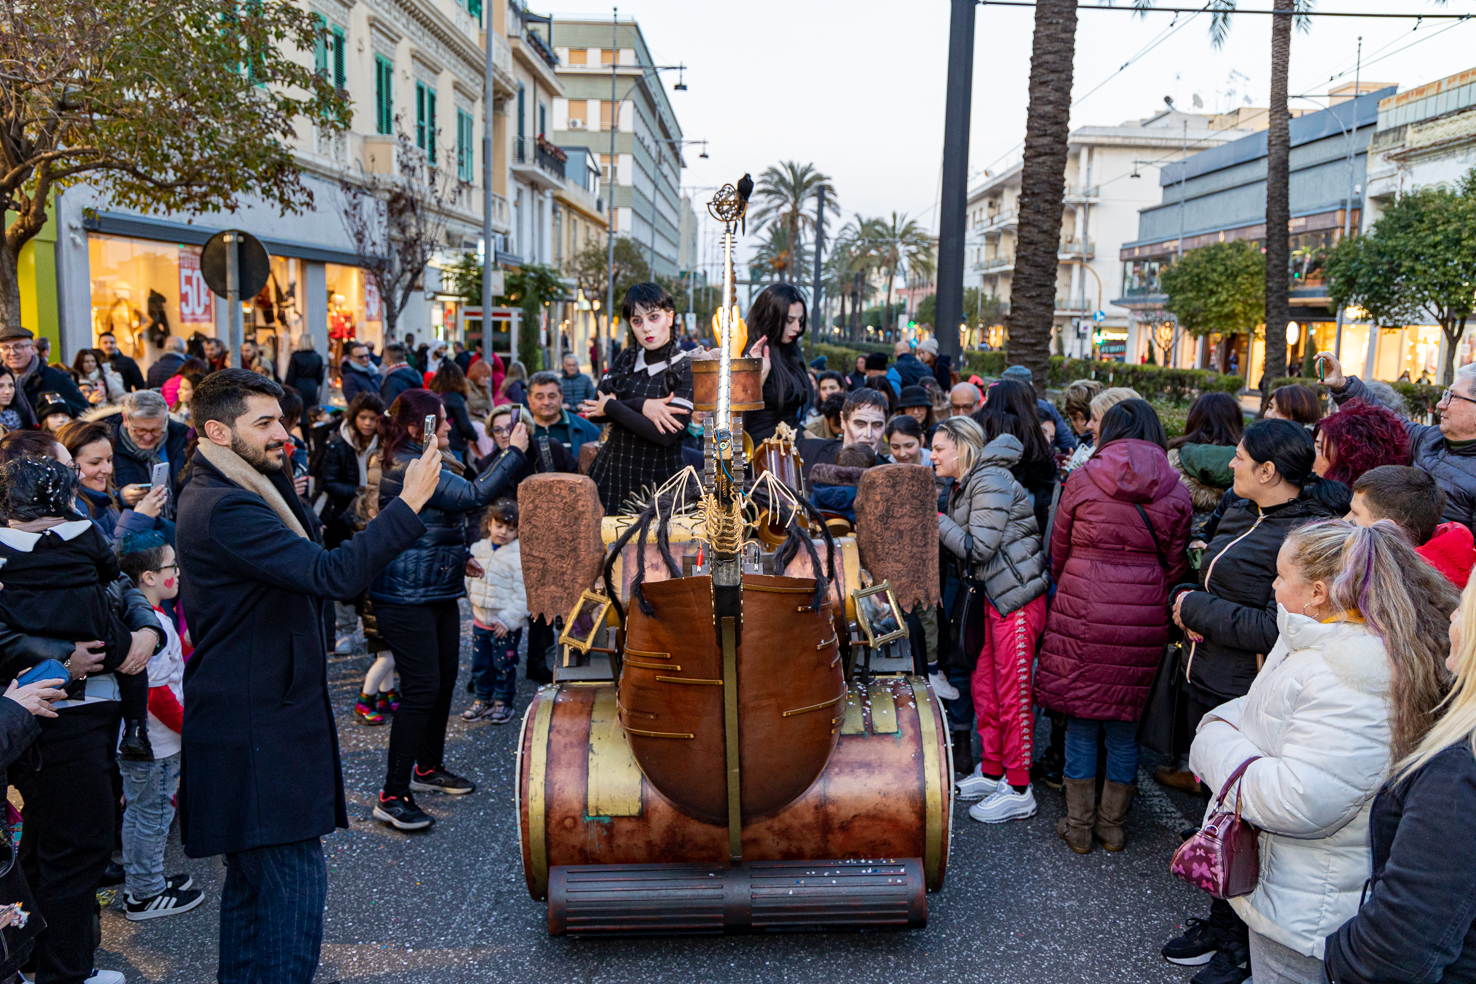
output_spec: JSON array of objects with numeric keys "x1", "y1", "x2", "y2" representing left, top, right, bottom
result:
[{"x1": 568, "y1": 118, "x2": 585, "y2": 129}]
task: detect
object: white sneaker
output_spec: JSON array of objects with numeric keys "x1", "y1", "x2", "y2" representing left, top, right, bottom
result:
[
  {"x1": 968, "y1": 784, "x2": 1038, "y2": 823},
  {"x1": 928, "y1": 671, "x2": 960, "y2": 701},
  {"x1": 23, "y1": 972, "x2": 127, "y2": 984},
  {"x1": 954, "y1": 765, "x2": 1003, "y2": 801}
]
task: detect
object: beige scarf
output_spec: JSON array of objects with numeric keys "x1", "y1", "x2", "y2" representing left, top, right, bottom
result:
[{"x1": 197, "y1": 440, "x2": 309, "y2": 540}]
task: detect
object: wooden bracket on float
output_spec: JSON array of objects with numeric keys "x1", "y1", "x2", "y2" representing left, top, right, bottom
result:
[{"x1": 721, "y1": 616, "x2": 742, "y2": 862}]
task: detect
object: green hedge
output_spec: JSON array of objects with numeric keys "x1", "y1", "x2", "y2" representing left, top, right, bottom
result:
[{"x1": 958, "y1": 352, "x2": 1243, "y2": 404}]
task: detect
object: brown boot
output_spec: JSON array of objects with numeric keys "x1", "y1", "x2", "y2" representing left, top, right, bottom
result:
[
  {"x1": 1094, "y1": 781, "x2": 1136, "y2": 852},
  {"x1": 1055, "y1": 777, "x2": 1095, "y2": 854}
]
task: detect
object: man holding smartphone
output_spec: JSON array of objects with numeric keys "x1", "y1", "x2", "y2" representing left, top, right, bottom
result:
[
  {"x1": 176, "y1": 370, "x2": 443, "y2": 984},
  {"x1": 110, "y1": 391, "x2": 189, "y2": 517}
]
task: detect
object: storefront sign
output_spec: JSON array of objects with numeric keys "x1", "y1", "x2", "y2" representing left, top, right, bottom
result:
[{"x1": 178, "y1": 247, "x2": 213, "y2": 325}]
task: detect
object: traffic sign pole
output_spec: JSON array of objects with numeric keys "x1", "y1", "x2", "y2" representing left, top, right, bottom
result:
[{"x1": 225, "y1": 232, "x2": 242, "y2": 363}]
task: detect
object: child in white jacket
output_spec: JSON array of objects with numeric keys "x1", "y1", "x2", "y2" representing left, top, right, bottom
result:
[{"x1": 461, "y1": 499, "x2": 528, "y2": 725}]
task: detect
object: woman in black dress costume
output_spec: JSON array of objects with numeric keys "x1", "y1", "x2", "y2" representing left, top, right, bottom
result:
[
  {"x1": 743, "y1": 283, "x2": 815, "y2": 446},
  {"x1": 580, "y1": 282, "x2": 695, "y2": 512}
]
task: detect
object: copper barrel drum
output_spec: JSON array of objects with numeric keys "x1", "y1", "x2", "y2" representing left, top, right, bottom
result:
[{"x1": 516, "y1": 673, "x2": 953, "y2": 904}]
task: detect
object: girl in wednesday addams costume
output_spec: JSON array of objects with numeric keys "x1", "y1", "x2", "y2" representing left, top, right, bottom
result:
[{"x1": 580, "y1": 283, "x2": 695, "y2": 513}]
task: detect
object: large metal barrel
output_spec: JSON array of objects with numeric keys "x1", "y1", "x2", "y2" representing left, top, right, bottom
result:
[{"x1": 516, "y1": 675, "x2": 952, "y2": 902}]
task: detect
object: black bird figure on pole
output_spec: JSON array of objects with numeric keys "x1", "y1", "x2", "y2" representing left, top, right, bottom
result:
[{"x1": 736, "y1": 173, "x2": 754, "y2": 235}]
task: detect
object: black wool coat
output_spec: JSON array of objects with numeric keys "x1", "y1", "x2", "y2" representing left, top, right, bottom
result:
[
  {"x1": 176, "y1": 452, "x2": 425, "y2": 857},
  {"x1": 1176, "y1": 494, "x2": 1334, "y2": 703}
]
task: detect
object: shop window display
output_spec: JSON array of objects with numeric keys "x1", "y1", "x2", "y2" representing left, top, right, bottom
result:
[
  {"x1": 324, "y1": 263, "x2": 384, "y2": 364},
  {"x1": 89, "y1": 234, "x2": 215, "y2": 372}
]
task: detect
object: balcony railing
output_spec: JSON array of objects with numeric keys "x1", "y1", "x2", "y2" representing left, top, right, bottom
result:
[
  {"x1": 524, "y1": 29, "x2": 559, "y2": 69},
  {"x1": 982, "y1": 255, "x2": 1014, "y2": 270},
  {"x1": 513, "y1": 136, "x2": 565, "y2": 182},
  {"x1": 1055, "y1": 293, "x2": 1090, "y2": 312},
  {"x1": 1060, "y1": 240, "x2": 1095, "y2": 258},
  {"x1": 491, "y1": 31, "x2": 513, "y2": 79},
  {"x1": 1064, "y1": 185, "x2": 1099, "y2": 201}
]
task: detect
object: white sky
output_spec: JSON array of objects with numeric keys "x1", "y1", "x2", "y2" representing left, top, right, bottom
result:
[{"x1": 553, "y1": 0, "x2": 1476, "y2": 271}]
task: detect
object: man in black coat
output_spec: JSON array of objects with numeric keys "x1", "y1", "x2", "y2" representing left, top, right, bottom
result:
[
  {"x1": 176, "y1": 369, "x2": 441, "y2": 984},
  {"x1": 379, "y1": 342, "x2": 423, "y2": 405},
  {"x1": 0, "y1": 325, "x2": 88, "y2": 414},
  {"x1": 97, "y1": 331, "x2": 146, "y2": 392},
  {"x1": 145, "y1": 337, "x2": 189, "y2": 389}
]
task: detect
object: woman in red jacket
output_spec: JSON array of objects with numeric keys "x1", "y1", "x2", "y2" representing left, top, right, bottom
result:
[{"x1": 1036, "y1": 399, "x2": 1192, "y2": 854}]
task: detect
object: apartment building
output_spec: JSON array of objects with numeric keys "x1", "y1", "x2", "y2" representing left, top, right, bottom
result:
[
  {"x1": 550, "y1": 17, "x2": 689, "y2": 279},
  {"x1": 965, "y1": 108, "x2": 1248, "y2": 360},
  {"x1": 54, "y1": 0, "x2": 509, "y2": 378}
]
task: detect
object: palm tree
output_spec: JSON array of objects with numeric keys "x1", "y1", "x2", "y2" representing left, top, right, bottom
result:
[
  {"x1": 750, "y1": 225, "x2": 809, "y2": 285},
  {"x1": 828, "y1": 216, "x2": 880, "y2": 341},
  {"x1": 863, "y1": 213, "x2": 936, "y2": 339},
  {"x1": 750, "y1": 162, "x2": 837, "y2": 283},
  {"x1": 1010, "y1": 0, "x2": 1079, "y2": 390}
]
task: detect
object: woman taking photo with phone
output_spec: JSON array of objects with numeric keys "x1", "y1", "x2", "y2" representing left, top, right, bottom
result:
[
  {"x1": 580, "y1": 282, "x2": 694, "y2": 513},
  {"x1": 368, "y1": 390, "x2": 527, "y2": 830}
]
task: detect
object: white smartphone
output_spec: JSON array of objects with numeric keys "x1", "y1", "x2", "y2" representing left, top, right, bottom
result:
[{"x1": 149, "y1": 462, "x2": 170, "y2": 490}]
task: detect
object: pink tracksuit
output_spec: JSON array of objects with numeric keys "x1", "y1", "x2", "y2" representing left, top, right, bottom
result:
[{"x1": 970, "y1": 594, "x2": 1047, "y2": 788}]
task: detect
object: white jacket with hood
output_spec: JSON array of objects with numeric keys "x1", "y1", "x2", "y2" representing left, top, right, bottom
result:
[
  {"x1": 1189, "y1": 607, "x2": 1393, "y2": 959},
  {"x1": 466, "y1": 538, "x2": 528, "y2": 631}
]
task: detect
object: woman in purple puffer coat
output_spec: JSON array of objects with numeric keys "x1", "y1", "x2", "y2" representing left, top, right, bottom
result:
[{"x1": 1036, "y1": 399, "x2": 1192, "y2": 855}]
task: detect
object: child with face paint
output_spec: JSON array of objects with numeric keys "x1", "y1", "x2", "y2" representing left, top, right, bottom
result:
[{"x1": 114, "y1": 530, "x2": 203, "y2": 920}]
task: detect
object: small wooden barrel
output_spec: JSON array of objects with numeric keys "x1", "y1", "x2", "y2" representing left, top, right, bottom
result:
[
  {"x1": 691, "y1": 357, "x2": 763, "y2": 411},
  {"x1": 516, "y1": 675, "x2": 953, "y2": 905}
]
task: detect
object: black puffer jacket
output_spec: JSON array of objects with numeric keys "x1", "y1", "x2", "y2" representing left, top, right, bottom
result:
[
  {"x1": 1325, "y1": 743, "x2": 1476, "y2": 984},
  {"x1": 1335, "y1": 374, "x2": 1476, "y2": 533},
  {"x1": 1175, "y1": 494, "x2": 1333, "y2": 704},
  {"x1": 367, "y1": 443, "x2": 524, "y2": 606}
]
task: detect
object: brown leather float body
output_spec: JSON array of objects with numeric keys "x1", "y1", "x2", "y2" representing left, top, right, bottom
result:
[{"x1": 616, "y1": 573, "x2": 844, "y2": 825}]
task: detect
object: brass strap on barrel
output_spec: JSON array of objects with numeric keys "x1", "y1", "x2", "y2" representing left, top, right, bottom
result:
[
  {"x1": 527, "y1": 687, "x2": 557, "y2": 901},
  {"x1": 721, "y1": 616, "x2": 742, "y2": 861},
  {"x1": 910, "y1": 675, "x2": 944, "y2": 891}
]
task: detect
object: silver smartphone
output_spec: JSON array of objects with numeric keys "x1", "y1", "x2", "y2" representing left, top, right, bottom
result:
[
  {"x1": 149, "y1": 462, "x2": 169, "y2": 489},
  {"x1": 424, "y1": 414, "x2": 437, "y2": 442}
]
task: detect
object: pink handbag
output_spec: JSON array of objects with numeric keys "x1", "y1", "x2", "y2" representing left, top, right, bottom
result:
[{"x1": 1170, "y1": 756, "x2": 1262, "y2": 899}]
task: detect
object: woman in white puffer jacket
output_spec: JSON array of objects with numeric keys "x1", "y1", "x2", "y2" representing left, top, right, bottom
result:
[{"x1": 1189, "y1": 519, "x2": 1456, "y2": 984}]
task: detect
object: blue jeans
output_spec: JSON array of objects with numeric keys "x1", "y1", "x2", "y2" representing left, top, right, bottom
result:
[
  {"x1": 1063, "y1": 716, "x2": 1139, "y2": 785},
  {"x1": 470, "y1": 625, "x2": 522, "y2": 704},
  {"x1": 219, "y1": 838, "x2": 328, "y2": 984},
  {"x1": 119, "y1": 751, "x2": 181, "y2": 900}
]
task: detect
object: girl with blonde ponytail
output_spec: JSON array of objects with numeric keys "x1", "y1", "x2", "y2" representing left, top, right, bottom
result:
[
  {"x1": 1188, "y1": 519, "x2": 1458, "y2": 984},
  {"x1": 1325, "y1": 578, "x2": 1476, "y2": 982}
]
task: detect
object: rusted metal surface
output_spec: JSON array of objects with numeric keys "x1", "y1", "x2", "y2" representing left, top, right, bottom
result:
[
  {"x1": 854, "y1": 465, "x2": 942, "y2": 612},
  {"x1": 547, "y1": 858, "x2": 927, "y2": 936},
  {"x1": 692, "y1": 357, "x2": 763, "y2": 411},
  {"x1": 617, "y1": 574, "x2": 843, "y2": 825},
  {"x1": 517, "y1": 474, "x2": 605, "y2": 622},
  {"x1": 517, "y1": 675, "x2": 952, "y2": 900}
]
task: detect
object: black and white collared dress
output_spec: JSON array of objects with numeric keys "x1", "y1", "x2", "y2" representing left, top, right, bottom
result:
[{"x1": 587, "y1": 345, "x2": 695, "y2": 513}]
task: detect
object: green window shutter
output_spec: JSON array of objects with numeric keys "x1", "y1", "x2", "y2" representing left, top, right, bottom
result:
[
  {"x1": 416, "y1": 82, "x2": 426, "y2": 149},
  {"x1": 312, "y1": 14, "x2": 328, "y2": 76},
  {"x1": 332, "y1": 27, "x2": 346, "y2": 89},
  {"x1": 457, "y1": 110, "x2": 473, "y2": 182},
  {"x1": 428, "y1": 90, "x2": 438, "y2": 166},
  {"x1": 467, "y1": 0, "x2": 482, "y2": 23},
  {"x1": 374, "y1": 55, "x2": 393, "y2": 135}
]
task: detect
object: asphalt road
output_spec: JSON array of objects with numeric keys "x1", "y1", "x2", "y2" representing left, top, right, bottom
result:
[{"x1": 98, "y1": 607, "x2": 1213, "y2": 983}]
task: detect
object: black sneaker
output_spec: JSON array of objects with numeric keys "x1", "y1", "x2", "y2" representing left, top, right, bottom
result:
[
  {"x1": 410, "y1": 766, "x2": 475, "y2": 795},
  {"x1": 488, "y1": 702, "x2": 515, "y2": 726},
  {"x1": 117, "y1": 720, "x2": 154, "y2": 762},
  {"x1": 166, "y1": 872, "x2": 193, "y2": 892},
  {"x1": 1190, "y1": 939, "x2": 1251, "y2": 984},
  {"x1": 100, "y1": 860, "x2": 125, "y2": 887},
  {"x1": 125, "y1": 885, "x2": 204, "y2": 921},
  {"x1": 1162, "y1": 917, "x2": 1221, "y2": 966},
  {"x1": 373, "y1": 792, "x2": 434, "y2": 830}
]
